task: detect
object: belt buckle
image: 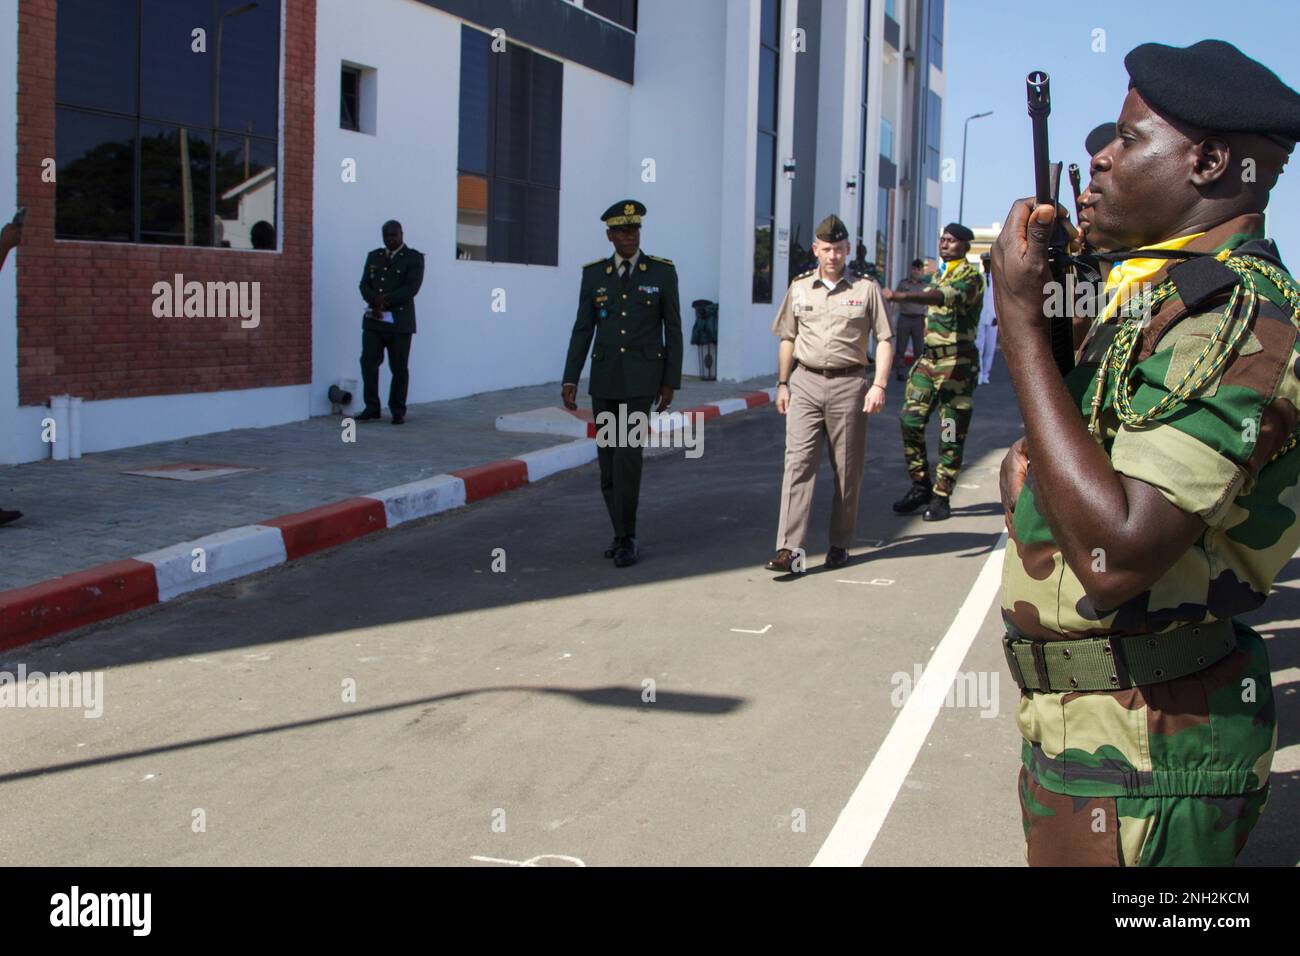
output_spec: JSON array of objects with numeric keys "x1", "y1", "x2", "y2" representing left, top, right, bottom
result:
[{"x1": 1002, "y1": 635, "x2": 1029, "y2": 690}]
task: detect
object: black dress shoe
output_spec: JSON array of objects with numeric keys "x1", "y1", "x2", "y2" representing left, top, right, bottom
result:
[
  {"x1": 825, "y1": 546, "x2": 849, "y2": 569},
  {"x1": 892, "y1": 481, "x2": 933, "y2": 514},
  {"x1": 355, "y1": 408, "x2": 382, "y2": 422},
  {"x1": 604, "y1": 536, "x2": 622, "y2": 558},
  {"x1": 613, "y1": 536, "x2": 640, "y2": 567},
  {"x1": 0, "y1": 509, "x2": 22, "y2": 527},
  {"x1": 765, "y1": 548, "x2": 796, "y2": 572},
  {"x1": 923, "y1": 494, "x2": 951, "y2": 521},
  {"x1": 391, "y1": 412, "x2": 406, "y2": 425}
]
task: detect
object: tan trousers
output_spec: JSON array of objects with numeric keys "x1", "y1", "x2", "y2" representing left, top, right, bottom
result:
[{"x1": 776, "y1": 364, "x2": 868, "y2": 552}]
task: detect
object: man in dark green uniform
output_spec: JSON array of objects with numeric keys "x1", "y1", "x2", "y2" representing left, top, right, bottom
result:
[
  {"x1": 562, "y1": 200, "x2": 683, "y2": 567},
  {"x1": 358, "y1": 220, "x2": 425, "y2": 425}
]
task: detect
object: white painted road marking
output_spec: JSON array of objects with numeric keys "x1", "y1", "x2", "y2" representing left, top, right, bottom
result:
[
  {"x1": 811, "y1": 532, "x2": 1007, "y2": 867},
  {"x1": 835, "y1": 578, "x2": 894, "y2": 586},
  {"x1": 470, "y1": 854, "x2": 586, "y2": 867},
  {"x1": 730, "y1": 624, "x2": 773, "y2": 634}
]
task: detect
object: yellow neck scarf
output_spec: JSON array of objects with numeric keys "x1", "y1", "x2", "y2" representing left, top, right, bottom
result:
[{"x1": 1099, "y1": 232, "x2": 1205, "y2": 322}]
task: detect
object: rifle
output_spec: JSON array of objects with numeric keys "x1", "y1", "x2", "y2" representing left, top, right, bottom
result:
[{"x1": 1025, "y1": 71, "x2": 1082, "y2": 376}]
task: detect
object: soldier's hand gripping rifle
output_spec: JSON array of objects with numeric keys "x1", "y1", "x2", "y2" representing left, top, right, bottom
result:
[{"x1": 1025, "y1": 71, "x2": 1084, "y2": 376}]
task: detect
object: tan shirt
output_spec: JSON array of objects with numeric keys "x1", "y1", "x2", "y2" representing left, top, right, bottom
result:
[{"x1": 770, "y1": 268, "x2": 892, "y2": 369}]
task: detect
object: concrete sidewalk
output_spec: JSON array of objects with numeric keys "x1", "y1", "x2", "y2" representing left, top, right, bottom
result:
[{"x1": 0, "y1": 375, "x2": 772, "y2": 594}]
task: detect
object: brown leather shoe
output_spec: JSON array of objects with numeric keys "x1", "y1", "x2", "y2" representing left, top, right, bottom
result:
[
  {"x1": 0, "y1": 508, "x2": 22, "y2": 527},
  {"x1": 765, "y1": 549, "x2": 795, "y2": 572},
  {"x1": 825, "y1": 546, "x2": 849, "y2": 569}
]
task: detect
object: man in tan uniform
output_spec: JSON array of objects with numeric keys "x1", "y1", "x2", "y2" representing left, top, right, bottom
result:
[{"x1": 765, "y1": 214, "x2": 894, "y2": 573}]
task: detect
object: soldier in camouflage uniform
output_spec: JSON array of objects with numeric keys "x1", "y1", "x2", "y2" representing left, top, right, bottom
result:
[
  {"x1": 993, "y1": 39, "x2": 1300, "y2": 865},
  {"x1": 885, "y1": 222, "x2": 985, "y2": 521}
]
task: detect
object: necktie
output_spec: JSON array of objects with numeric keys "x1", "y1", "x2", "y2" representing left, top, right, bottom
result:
[{"x1": 620, "y1": 260, "x2": 631, "y2": 289}]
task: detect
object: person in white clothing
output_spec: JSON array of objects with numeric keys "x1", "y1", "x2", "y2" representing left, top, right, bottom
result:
[{"x1": 975, "y1": 253, "x2": 997, "y2": 385}]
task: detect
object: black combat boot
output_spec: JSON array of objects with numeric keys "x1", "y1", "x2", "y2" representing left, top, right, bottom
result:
[
  {"x1": 892, "y1": 480, "x2": 933, "y2": 514},
  {"x1": 923, "y1": 493, "x2": 951, "y2": 522}
]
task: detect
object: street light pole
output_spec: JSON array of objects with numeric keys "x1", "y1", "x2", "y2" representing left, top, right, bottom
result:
[{"x1": 958, "y1": 110, "x2": 992, "y2": 223}]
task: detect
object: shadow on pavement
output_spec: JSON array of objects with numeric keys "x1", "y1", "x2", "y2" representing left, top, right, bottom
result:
[{"x1": 0, "y1": 684, "x2": 747, "y2": 785}]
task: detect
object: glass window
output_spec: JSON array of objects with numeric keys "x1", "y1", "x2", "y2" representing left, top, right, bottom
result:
[
  {"x1": 55, "y1": 0, "x2": 281, "y2": 246},
  {"x1": 926, "y1": 90, "x2": 942, "y2": 182},
  {"x1": 754, "y1": 0, "x2": 780, "y2": 303},
  {"x1": 56, "y1": 0, "x2": 138, "y2": 115},
  {"x1": 215, "y1": 134, "x2": 277, "y2": 249},
  {"x1": 880, "y1": 118, "x2": 894, "y2": 162},
  {"x1": 139, "y1": 123, "x2": 212, "y2": 246},
  {"x1": 55, "y1": 110, "x2": 136, "y2": 243},
  {"x1": 457, "y1": 28, "x2": 491, "y2": 175},
  {"x1": 929, "y1": 0, "x2": 944, "y2": 71},
  {"x1": 925, "y1": 205, "x2": 939, "y2": 261},
  {"x1": 582, "y1": 0, "x2": 637, "y2": 31},
  {"x1": 341, "y1": 67, "x2": 361, "y2": 131},
  {"x1": 876, "y1": 186, "x2": 891, "y2": 278},
  {"x1": 456, "y1": 25, "x2": 563, "y2": 265}
]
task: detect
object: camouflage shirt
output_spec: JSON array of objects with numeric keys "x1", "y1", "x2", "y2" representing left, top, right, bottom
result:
[
  {"x1": 1005, "y1": 213, "x2": 1296, "y2": 799},
  {"x1": 924, "y1": 258, "x2": 985, "y2": 348}
]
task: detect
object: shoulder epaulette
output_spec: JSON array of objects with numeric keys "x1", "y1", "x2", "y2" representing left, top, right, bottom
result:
[
  {"x1": 582, "y1": 257, "x2": 609, "y2": 269},
  {"x1": 794, "y1": 268, "x2": 815, "y2": 280},
  {"x1": 646, "y1": 254, "x2": 674, "y2": 265}
]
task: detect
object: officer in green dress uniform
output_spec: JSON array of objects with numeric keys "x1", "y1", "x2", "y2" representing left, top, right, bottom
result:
[
  {"x1": 562, "y1": 200, "x2": 683, "y2": 567},
  {"x1": 358, "y1": 220, "x2": 425, "y2": 425}
]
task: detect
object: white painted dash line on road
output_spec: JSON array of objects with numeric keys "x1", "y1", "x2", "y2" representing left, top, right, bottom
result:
[
  {"x1": 730, "y1": 624, "x2": 773, "y2": 634},
  {"x1": 835, "y1": 578, "x2": 894, "y2": 586},
  {"x1": 811, "y1": 532, "x2": 1008, "y2": 868}
]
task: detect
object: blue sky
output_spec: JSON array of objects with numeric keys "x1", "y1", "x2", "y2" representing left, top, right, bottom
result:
[{"x1": 941, "y1": 0, "x2": 1300, "y2": 260}]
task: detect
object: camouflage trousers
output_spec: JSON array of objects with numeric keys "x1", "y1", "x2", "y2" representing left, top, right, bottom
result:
[
  {"x1": 1016, "y1": 625, "x2": 1274, "y2": 866},
  {"x1": 899, "y1": 346, "x2": 978, "y2": 495},
  {"x1": 1019, "y1": 768, "x2": 1269, "y2": 866}
]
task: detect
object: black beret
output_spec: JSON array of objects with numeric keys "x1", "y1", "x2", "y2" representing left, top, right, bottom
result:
[
  {"x1": 1125, "y1": 39, "x2": 1300, "y2": 144},
  {"x1": 943, "y1": 222, "x2": 974, "y2": 243},
  {"x1": 1085, "y1": 122, "x2": 1116, "y2": 157},
  {"x1": 815, "y1": 214, "x2": 849, "y2": 242},
  {"x1": 602, "y1": 199, "x2": 645, "y2": 226}
]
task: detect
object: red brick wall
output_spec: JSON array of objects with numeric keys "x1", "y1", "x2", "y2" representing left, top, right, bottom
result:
[{"x1": 15, "y1": 0, "x2": 315, "y2": 405}]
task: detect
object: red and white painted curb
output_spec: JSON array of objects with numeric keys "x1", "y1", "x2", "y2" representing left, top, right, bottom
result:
[{"x1": 0, "y1": 390, "x2": 776, "y2": 651}]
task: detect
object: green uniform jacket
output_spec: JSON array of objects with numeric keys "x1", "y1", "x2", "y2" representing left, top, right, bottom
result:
[
  {"x1": 923, "y1": 257, "x2": 984, "y2": 348},
  {"x1": 359, "y1": 245, "x2": 425, "y2": 334},
  {"x1": 563, "y1": 253, "x2": 683, "y2": 399}
]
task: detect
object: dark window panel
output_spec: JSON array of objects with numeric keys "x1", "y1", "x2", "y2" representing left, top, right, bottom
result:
[
  {"x1": 214, "y1": 0, "x2": 281, "y2": 136},
  {"x1": 55, "y1": 109, "x2": 136, "y2": 242},
  {"x1": 458, "y1": 27, "x2": 491, "y2": 174},
  {"x1": 214, "y1": 134, "x2": 277, "y2": 249},
  {"x1": 528, "y1": 54, "x2": 562, "y2": 188},
  {"x1": 929, "y1": 0, "x2": 944, "y2": 70},
  {"x1": 582, "y1": 0, "x2": 636, "y2": 31},
  {"x1": 526, "y1": 187, "x2": 559, "y2": 266},
  {"x1": 55, "y1": 0, "x2": 139, "y2": 114},
  {"x1": 488, "y1": 179, "x2": 528, "y2": 264},
  {"x1": 139, "y1": 123, "x2": 213, "y2": 246},
  {"x1": 340, "y1": 67, "x2": 360, "y2": 131},
  {"x1": 760, "y1": 0, "x2": 778, "y2": 48},
  {"x1": 754, "y1": 131, "x2": 775, "y2": 222},
  {"x1": 140, "y1": 0, "x2": 213, "y2": 128},
  {"x1": 758, "y1": 47, "x2": 778, "y2": 133},
  {"x1": 753, "y1": 220, "x2": 773, "y2": 303},
  {"x1": 493, "y1": 46, "x2": 533, "y2": 183},
  {"x1": 456, "y1": 173, "x2": 489, "y2": 260}
]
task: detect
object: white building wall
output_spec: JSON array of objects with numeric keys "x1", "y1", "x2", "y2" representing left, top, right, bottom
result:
[
  {"x1": 311, "y1": 0, "x2": 632, "y2": 414},
  {"x1": 624, "y1": 0, "x2": 726, "y2": 381}
]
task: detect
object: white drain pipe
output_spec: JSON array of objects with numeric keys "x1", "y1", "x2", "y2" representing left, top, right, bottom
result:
[{"x1": 48, "y1": 395, "x2": 70, "y2": 461}]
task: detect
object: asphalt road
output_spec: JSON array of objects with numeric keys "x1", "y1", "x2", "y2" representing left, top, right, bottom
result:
[{"x1": 1, "y1": 369, "x2": 1296, "y2": 867}]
